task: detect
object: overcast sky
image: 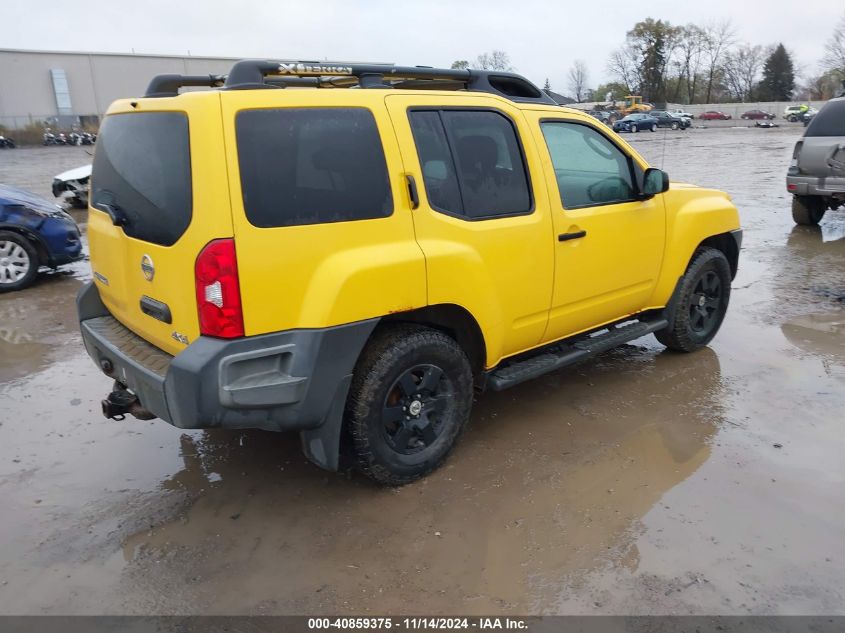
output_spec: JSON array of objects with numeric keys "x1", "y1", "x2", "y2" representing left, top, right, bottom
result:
[{"x1": 5, "y1": 0, "x2": 842, "y2": 93}]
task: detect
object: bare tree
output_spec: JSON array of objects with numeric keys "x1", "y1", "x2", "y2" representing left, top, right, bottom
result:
[
  {"x1": 567, "y1": 60, "x2": 589, "y2": 102},
  {"x1": 675, "y1": 25, "x2": 707, "y2": 103},
  {"x1": 607, "y1": 45, "x2": 640, "y2": 95},
  {"x1": 474, "y1": 50, "x2": 514, "y2": 71},
  {"x1": 802, "y1": 70, "x2": 844, "y2": 100},
  {"x1": 823, "y1": 13, "x2": 845, "y2": 78},
  {"x1": 722, "y1": 44, "x2": 765, "y2": 101},
  {"x1": 702, "y1": 20, "x2": 736, "y2": 103}
]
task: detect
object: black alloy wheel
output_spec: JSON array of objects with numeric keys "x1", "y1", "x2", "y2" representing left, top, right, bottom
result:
[
  {"x1": 347, "y1": 326, "x2": 473, "y2": 485},
  {"x1": 381, "y1": 364, "x2": 450, "y2": 454},
  {"x1": 655, "y1": 247, "x2": 732, "y2": 352},
  {"x1": 688, "y1": 270, "x2": 722, "y2": 336}
]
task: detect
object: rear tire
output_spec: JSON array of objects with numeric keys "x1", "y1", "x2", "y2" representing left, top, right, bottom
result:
[
  {"x1": 655, "y1": 247, "x2": 731, "y2": 353},
  {"x1": 0, "y1": 231, "x2": 38, "y2": 293},
  {"x1": 651, "y1": 124, "x2": 658, "y2": 132},
  {"x1": 671, "y1": 122, "x2": 679, "y2": 130},
  {"x1": 791, "y1": 196, "x2": 826, "y2": 225},
  {"x1": 346, "y1": 325, "x2": 474, "y2": 486}
]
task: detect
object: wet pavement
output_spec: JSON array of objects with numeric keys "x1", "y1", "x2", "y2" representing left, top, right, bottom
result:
[{"x1": 0, "y1": 132, "x2": 843, "y2": 615}]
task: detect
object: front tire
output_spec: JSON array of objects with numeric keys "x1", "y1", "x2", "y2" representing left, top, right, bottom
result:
[
  {"x1": 346, "y1": 326, "x2": 474, "y2": 486},
  {"x1": 671, "y1": 122, "x2": 679, "y2": 130},
  {"x1": 655, "y1": 247, "x2": 731, "y2": 352},
  {"x1": 0, "y1": 231, "x2": 38, "y2": 292},
  {"x1": 791, "y1": 196, "x2": 826, "y2": 225},
  {"x1": 631, "y1": 124, "x2": 639, "y2": 133}
]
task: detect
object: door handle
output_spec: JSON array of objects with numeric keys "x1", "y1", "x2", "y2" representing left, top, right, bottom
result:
[
  {"x1": 559, "y1": 230, "x2": 587, "y2": 242},
  {"x1": 406, "y1": 174, "x2": 420, "y2": 209}
]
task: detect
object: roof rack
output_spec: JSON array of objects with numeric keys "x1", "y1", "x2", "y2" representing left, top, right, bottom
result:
[{"x1": 143, "y1": 59, "x2": 557, "y2": 105}]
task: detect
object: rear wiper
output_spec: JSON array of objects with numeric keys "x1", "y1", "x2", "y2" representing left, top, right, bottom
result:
[{"x1": 94, "y1": 201, "x2": 129, "y2": 227}]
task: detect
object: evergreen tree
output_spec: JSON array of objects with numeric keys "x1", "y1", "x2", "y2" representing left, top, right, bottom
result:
[
  {"x1": 543, "y1": 78, "x2": 551, "y2": 91},
  {"x1": 758, "y1": 44, "x2": 795, "y2": 100}
]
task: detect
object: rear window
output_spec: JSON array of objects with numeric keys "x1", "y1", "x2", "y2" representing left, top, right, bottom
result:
[
  {"x1": 236, "y1": 108, "x2": 392, "y2": 228},
  {"x1": 92, "y1": 112, "x2": 191, "y2": 246},
  {"x1": 805, "y1": 100, "x2": 845, "y2": 137}
]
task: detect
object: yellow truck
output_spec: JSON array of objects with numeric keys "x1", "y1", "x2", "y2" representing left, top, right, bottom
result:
[{"x1": 77, "y1": 59, "x2": 741, "y2": 484}]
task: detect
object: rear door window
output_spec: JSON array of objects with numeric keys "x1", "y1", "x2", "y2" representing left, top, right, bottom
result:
[
  {"x1": 236, "y1": 108, "x2": 393, "y2": 227},
  {"x1": 408, "y1": 109, "x2": 532, "y2": 219},
  {"x1": 805, "y1": 100, "x2": 845, "y2": 137},
  {"x1": 92, "y1": 112, "x2": 192, "y2": 246}
]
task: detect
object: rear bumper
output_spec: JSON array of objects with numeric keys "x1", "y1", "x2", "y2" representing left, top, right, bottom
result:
[
  {"x1": 76, "y1": 281, "x2": 377, "y2": 470},
  {"x1": 786, "y1": 175, "x2": 845, "y2": 197}
]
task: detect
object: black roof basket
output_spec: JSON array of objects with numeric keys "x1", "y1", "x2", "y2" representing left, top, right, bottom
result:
[{"x1": 144, "y1": 59, "x2": 557, "y2": 105}]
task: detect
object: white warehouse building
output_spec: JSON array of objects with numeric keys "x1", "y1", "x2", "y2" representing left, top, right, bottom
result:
[{"x1": 0, "y1": 48, "x2": 242, "y2": 129}]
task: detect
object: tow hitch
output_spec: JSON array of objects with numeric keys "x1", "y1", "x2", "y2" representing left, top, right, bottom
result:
[{"x1": 102, "y1": 381, "x2": 156, "y2": 421}]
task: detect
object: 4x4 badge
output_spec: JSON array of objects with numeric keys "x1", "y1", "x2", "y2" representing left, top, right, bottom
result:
[{"x1": 140, "y1": 255, "x2": 155, "y2": 281}]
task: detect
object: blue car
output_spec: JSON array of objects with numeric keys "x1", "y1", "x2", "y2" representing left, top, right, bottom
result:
[
  {"x1": 0, "y1": 184, "x2": 83, "y2": 292},
  {"x1": 612, "y1": 113, "x2": 659, "y2": 133}
]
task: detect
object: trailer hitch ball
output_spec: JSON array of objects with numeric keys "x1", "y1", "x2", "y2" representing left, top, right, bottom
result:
[
  {"x1": 101, "y1": 383, "x2": 156, "y2": 421},
  {"x1": 102, "y1": 388, "x2": 135, "y2": 421}
]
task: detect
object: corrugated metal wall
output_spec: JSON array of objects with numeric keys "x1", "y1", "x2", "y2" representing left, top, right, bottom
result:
[{"x1": 0, "y1": 49, "x2": 240, "y2": 129}]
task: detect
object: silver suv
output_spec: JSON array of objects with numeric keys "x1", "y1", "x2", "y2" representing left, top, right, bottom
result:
[{"x1": 787, "y1": 97, "x2": 845, "y2": 225}]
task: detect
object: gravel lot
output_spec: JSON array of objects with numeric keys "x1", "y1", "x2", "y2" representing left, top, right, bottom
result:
[{"x1": 0, "y1": 128, "x2": 843, "y2": 615}]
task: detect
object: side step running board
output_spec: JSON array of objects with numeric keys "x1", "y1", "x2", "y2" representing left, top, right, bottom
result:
[{"x1": 486, "y1": 319, "x2": 668, "y2": 391}]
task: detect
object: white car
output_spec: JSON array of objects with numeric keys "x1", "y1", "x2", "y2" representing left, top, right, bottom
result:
[
  {"x1": 783, "y1": 105, "x2": 818, "y2": 122},
  {"x1": 52, "y1": 164, "x2": 92, "y2": 208}
]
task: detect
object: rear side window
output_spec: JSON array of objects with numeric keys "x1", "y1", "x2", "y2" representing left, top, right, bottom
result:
[
  {"x1": 805, "y1": 100, "x2": 845, "y2": 137},
  {"x1": 409, "y1": 109, "x2": 532, "y2": 219},
  {"x1": 236, "y1": 108, "x2": 392, "y2": 227},
  {"x1": 92, "y1": 112, "x2": 191, "y2": 246}
]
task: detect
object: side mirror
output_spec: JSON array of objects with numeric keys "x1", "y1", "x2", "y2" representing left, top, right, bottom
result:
[{"x1": 642, "y1": 168, "x2": 670, "y2": 198}]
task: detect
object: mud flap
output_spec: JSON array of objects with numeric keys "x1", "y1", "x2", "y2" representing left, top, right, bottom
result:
[{"x1": 299, "y1": 375, "x2": 352, "y2": 472}]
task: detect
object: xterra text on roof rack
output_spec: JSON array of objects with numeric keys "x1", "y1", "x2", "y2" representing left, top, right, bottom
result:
[{"x1": 77, "y1": 59, "x2": 742, "y2": 485}]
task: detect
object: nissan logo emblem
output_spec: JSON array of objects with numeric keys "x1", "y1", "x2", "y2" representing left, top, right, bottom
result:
[{"x1": 141, "y1": 255, "x2": 155, "y2": 281}]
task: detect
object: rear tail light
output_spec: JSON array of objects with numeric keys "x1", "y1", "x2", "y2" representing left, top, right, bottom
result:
[
  {"x1": 788, "y1": 141, "x2": 803, "y2": 176},
  {"x1": 194, "y1": 238, "x2": 244, "y2": 338}
]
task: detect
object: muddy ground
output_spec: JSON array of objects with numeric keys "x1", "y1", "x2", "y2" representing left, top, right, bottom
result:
[{"x1": 0, "y1": 129, "x2": 843, "y2": 615}]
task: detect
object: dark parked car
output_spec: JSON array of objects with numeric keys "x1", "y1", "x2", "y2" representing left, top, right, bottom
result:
[
  {"x1": 699, "y1": 111, "x2": 732, "y2": 120},
  {"x1": 612, "y1": 113, "x2": 659, "y2": 133},
  {"x1": 650, "y1": 110, "x2": 690, "y2": 130},
  {"x1": 741, "y1": 109, "x2": 774, "y2": 120},
  {"x1": 587, "y1": 110, "x2": 616, "y2": 125},
  {"x1": 0, "y1": 184, "x2": 83, "y2": 291}
]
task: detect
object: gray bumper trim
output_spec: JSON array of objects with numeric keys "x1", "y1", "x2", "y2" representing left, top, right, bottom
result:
[
  {"x1": 786, "y1": 175, "x2": 845, "y2": 197},
  {"x1": 76, "y1": 281, "x2": 379, "y2": 470}
]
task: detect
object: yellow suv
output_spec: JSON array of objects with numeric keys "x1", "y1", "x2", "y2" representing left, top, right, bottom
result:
[{"x1": 78, "y1": 59, "x2": 742, "y2": 485}]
